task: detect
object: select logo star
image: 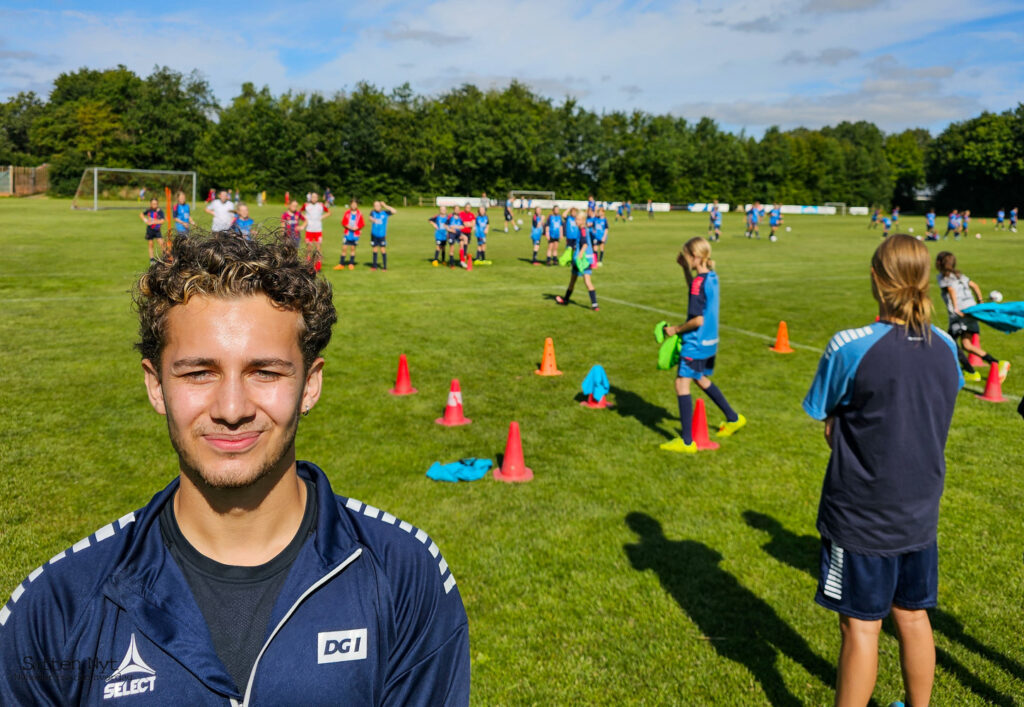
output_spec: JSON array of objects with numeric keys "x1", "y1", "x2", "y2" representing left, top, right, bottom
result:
[{"x1": 103, "y1": 634, "x2": 156, "y2": 700}]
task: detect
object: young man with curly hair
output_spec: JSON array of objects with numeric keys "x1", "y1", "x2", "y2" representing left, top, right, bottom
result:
[{"x1": 0, "y1": 232, "x2": 470, "y2": 706}]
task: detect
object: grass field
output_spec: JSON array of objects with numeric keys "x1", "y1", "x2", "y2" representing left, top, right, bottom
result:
[{"x1": 1, "y1": 198, "x2": 1022, "y2": 705}]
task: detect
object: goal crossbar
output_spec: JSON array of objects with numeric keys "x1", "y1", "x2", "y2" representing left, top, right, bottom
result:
[{"x1": 73, "y1": 167, "x2": 197, "y2": 211}]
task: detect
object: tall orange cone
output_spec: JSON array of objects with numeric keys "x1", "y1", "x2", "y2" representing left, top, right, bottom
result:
[
  {"x1": 691, "y1": 399, "x2": 720, "y2": 450},
  {"x1": 967, "y1": 333, "x2": 984, "y2": 368},
  {"x1": 770, "y1": 321, "x2": 794, "y2": 353},
  {"x1": 535, "y1": 337, "x2": 563, "y2": 375},
  {"x1": 389, "y1": 354, "x2": 417, "y2": 395},
  {"x1": 976, "y1": 362, "x2": 1008, "y2": 402},
  {"x1": 493, "y1": 421, "x2": 533, "y2": 482},
  {"x1": 436, "y1": 379, "x2": 471, "y2": 425},
  {"x1": 284, "y1": 191, "x2": 290, "y2": 205}
]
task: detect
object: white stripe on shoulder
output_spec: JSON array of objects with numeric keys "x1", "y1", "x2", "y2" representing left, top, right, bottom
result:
[
  {"x1": 825, "y1": 325, "x2": 876, "y2": 359},
  {"x1": 341, "y1": 497, "x2": 457, "y2": 595}
]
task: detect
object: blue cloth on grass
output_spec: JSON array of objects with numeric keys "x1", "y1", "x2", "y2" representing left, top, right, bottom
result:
[
  {"x1": 963, "y1": 302, "x2": 1024, "y2": 333},
  {"x1": 582, "y1": 364, "x2": 610, "y2": 402},
  {"x1": 426, "y1": 458, "x2": 492, "y2": 482}
]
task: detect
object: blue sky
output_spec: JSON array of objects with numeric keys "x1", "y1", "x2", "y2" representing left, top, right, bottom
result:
[{"x1": 2, "y1": 0, "x2": 1022, "y2": 135}]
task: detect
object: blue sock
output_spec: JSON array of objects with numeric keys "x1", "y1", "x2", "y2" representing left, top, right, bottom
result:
[
  {"x1": 588, "y1": 290, "x2": 598, "y2": 307},
  {"x1": 677, "y1": 394, "x2": 692, "y2": 444},
  {"x1": 382, "y1": 253, "x2": 387, "y2": 269},
  {"x1": 704, "y1": 383, "x2": 738, "y2": 422}
]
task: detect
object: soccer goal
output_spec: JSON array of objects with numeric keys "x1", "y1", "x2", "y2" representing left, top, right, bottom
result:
[
  {"x1": 72, "y1": 167, "x2": 197, "y2": 212},
  {"x1": 507, "y1": 189, "x2": 555, "y2": 210},
  {"x1": 824, "y1": 202, "x2": 847, "y2": 216}
]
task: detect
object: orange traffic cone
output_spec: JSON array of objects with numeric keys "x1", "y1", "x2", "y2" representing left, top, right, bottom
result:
[
  {"x1": 464, "y1": 248, "x2": 473, "y2": 271},
  {"x1": 535, "y1": 337, "x2": 563, "y2": 376},
  {"x1": 692, "y1": 399, "x2": 720, "y2": 450},
  {"x1": 493, "y1": 421, "x2": 533, "y2": 482},
  {"x1": 976, "y1": 362, "x2": 1008, "y2": 402},
  {"x1": 770, "y1": 321, "x2": 794, "y2": 353},
  {"x1": 389, "y1": 354, "x2": 417, "y2": 396},
  {"x1": 435, "y1": 379, "x2": 472, "y2": 425},
  {"x1": 967, "y1": 333, "x2": 984, "y2": 368},
  {"x1": 580, "y1": 393, "x2": 608, "y2": 409},
  {"x1": 314, "y1": 259, "x2": 322, "y2": 273},
  {"x1": 284, "y1": 191, "x2": 290, "y2": 205}
]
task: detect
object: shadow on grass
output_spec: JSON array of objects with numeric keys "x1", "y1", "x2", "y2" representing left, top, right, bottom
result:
[
  {"x1": 541, "y1": 292, "x2": 589, "y2": 310},
  {"x1": 608, "y1": 385, "x2": 675, "y2": 440},
  {"x1": 624, "y1": 512, "x2": 835, "y2": 706},
  {"x1": 742, "y1": 510, "x2": 1022, "y2": 705}
]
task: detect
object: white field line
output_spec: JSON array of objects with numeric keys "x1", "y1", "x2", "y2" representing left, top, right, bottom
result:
[{"x1": 600, "y1": 295, "x2": 823, "y2": 353}]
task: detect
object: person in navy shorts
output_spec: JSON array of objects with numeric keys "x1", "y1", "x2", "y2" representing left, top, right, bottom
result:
[{"x1": 803, "y1": 234, "x2": 962, "y2": 706}]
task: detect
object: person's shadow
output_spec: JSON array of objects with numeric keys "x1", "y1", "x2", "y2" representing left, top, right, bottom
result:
[
  {"x1": 609, "y1": 385, "x2": 675, "y2": 439},
  {"x1": 624, "y1": 512, "x2": 835, "y2": 706},
  {"x1": 742, "y1": 510, "x2": 1023, "y2": 705}
]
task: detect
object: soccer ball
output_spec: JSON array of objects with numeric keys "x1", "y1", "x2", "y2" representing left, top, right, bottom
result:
[
  {"x1": 908, "y1": 226, "x2": 914, "y2": 233},
  {"x1": 990, "y1": 290, "x2": 1003, "y2": 303},
  {"x1": 975, "y1": 233, "x2": 981, "y2": 239},
  {"x1": 769, "y1": 235, "x2": 777, "y2": 242},
  {"x1": 785, "y1": 226, "x2": 791, "y2": 232},
  {"x1": 517, "y1": 219, "x2": 523, "y2": 225},
  {"x1": 916, "y1": 235, "x2": 923, "y2": 241}
]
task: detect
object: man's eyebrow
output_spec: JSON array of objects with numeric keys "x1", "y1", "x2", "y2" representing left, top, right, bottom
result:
[
  {"x1": 171, "y1": 357, "x2": 218, "y2": 369},
  {"x1": 247, "y1": 358, "x2": 297, "y2": 372}
]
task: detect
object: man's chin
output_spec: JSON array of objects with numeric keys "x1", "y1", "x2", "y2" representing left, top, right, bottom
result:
[{"x1": 181, "y1": 454, "x2": 289, "y2": 492}]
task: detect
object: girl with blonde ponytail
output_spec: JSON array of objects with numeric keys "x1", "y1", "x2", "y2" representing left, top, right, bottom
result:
[{"x1": 802, "y1": 234, "x2": 963, "y2": 706}]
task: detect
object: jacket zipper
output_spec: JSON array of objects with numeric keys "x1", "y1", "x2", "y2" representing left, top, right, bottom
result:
[{"x1": 231, "y1": 548, "x2": 363, "y2": 706}]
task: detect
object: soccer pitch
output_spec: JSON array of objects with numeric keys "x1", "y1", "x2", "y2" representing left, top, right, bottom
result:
[{"x1": 1, "y1": 199, "x2": 1022, "y2": 704}]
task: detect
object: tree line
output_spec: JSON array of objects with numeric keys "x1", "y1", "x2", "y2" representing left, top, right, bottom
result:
[{"x1": 1, "y1": 65, "x2": 1021, "y2": 211}]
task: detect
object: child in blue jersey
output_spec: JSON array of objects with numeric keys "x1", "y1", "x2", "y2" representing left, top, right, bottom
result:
[
  {"x1": 746, "y1": 201, "x2": 761, "y2": 239},
  {"x1": 369, "y1": 200, "x2": 397, "y2": 271},
  {"x1": 803, "y1": 234, "x2": 962, "y2": 707},
  {"x1": 995, "y1": 208, "x2": 1005, "y2": 230},
  {"x1": 529, "y1": 206, "x2": 544, "y2": 265},
  {"x1": 591, "y1": 207, "x2": 609, "y2": 265},
  {"x1": 659, "y1": 237, "x2": 745, "y2": 453},
  {"x1": 924, "y1": 208, "x2": 937, "y2": 240},
  {"x1": 961, "y1": 209, "x2": 971, "y2": 237},
  {"x1": 708, "y1": 200, "x2": 722, "y2": 242},
  {"x1": 869, "y1": 207, "x2": 880, "y2": 229},
  {"x1": 564, "y1": 207, "x2": 581, "y2": 251},
  {"x1": 172, "y1": 191, "x2": 194, "y2": 239},
  {"x1": 891, "y1": 205, "x2": 900, "y2": 226},
  {"x1": 503, "y1": 199, "x2": 519, "y2": 232},
  {"x1": 880, "y1": 214, "x2": 892, "y2": 238},
  {"x1": 231, "y1": 203, "x2": 255, "y2": 239},
  {"x1": 944, "y1": 209, "x2": 961, "y2": 239},
  {"x1": 428, "y1": 205, "x2": 450, "y2": 266},
  {"x1": 625, "y1": 200, "x2": 633, "y2": 220},
  {"x1": 768, "y1": 203, "x2": 783, "y2": 242},
  {"x1": 474, "y1": 205, "x2": 489, "y2": 262},
  {"x1": 615, "y1": 203, "x2": 624, "y2": 222},
  {"x1": 545, "y1": 205, "x2": 564, "y2": 265},
  {"x1": 1010, "y1": 206, "x2": 1018, "y2": 232},
  {"x1": 554, "y1": 213, "x2": 599, "y2": 311},
  {"x1": 446, "y1": 210, "x2": 464, "y2": 268}
]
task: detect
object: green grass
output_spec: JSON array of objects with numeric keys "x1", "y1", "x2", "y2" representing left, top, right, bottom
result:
[{"x1": 1, "y1": 198, "x2": 1022, "y2": 705}]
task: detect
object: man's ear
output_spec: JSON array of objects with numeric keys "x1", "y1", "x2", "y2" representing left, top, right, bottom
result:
[
  {"x1": 141, "y1": 359, "x2": 166, "y2": 415},
  {"x1": 301, "y1": 358, "x2": 325, "y2": 414}
]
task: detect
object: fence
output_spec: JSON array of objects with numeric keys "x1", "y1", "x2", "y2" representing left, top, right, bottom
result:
[{"x1": 0, "y1": 165, "x2": 49, "y2": 196}]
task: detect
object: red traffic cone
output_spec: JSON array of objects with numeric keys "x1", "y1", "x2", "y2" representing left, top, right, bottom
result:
[
  {"x1": 464, "y1": 247, "x2": 473, "y2": 271},
  {"x1": 284, "y1": 191, "x2": 290, "y2": 205},
  {"x1": 692, "y1": 399, "x2": 720, "y2": 450},
  {"x1": 493, "y1": 421, "x2": 533, "y2": 482},
  {"x1": 389, "y1": 354, "x2": 417, "y2": 395},
  {"x1": 580, "y1": 393, "x2": 608, "y2": 409},
  {"x1": 976, "y1": 362, "x2": 1008, "y2": 402},
  {"x1": 967, "y1": 333, "x2": 984, "y2": 369},
  {"x1": 435, "y1": 379, "x2": 471, "y2": 425},
  {"x1": 314, "y1": 259, "x2": 322, "y2": 272},
  {"x1": 535, "y1": 337, "x2": 563, "y2": 376},
  {"x1": 770, "y1": 321, "x2": 794, "y2": 353}
]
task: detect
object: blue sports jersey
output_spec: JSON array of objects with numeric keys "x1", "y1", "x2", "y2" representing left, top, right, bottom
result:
[
  {"x1": 370, "y1": 210, "x2": 390, "y2": 238},
  {"x1": 430, "y1": 214, "x2": 448, "y2": 240},
  {"x1": 997, "y1": 210, "x2": 1004, "y2": 221},
  {"x1": 447, "y1": 215, "x2": 463, "y2": 235},
  {"x1": 948, "y1": 214, "x2": 960, "y2": 229},
  {"x1": 1011, "y1": 208, "x2": 1018, "y2": 222},
  {"x1": 871, "y1": 210, "x2": 879, "y2": 221},
  {"x1": 748, "y1": 208, "x2": 759, "y2": 224},
  {"x1": 882, "y1": 217, "x2": 892, "y2": 229},
  {"x1": 892, "y1": 208, "x2": 900, "y2": 221},
  {"x1": 531, "y1": 214, "x2": 544, "y2": 238},
  {"x1": 172, "y1": 203, "x2": 191, "y2": 233},
  {"x1": 565, "y1": 218, "x2": 581, "y2": 241},
  {"x1": 0, "y1": 462, "x2": 470, "y2": 705},
  {"x1": 547, "y1": 214, "x2": 563, "y2": 237},
  {"x1": 232, "y1": 216, "x2": 254, "y2": 237},
  {"x1": 770, "y1": 208, "x2": 781, "y2": 226},
  {"x1": 592, "y1": 217, "x2": 608, "y2": 240},
  {"x1": 926, "y1": 212, "x2": 936, "y2": 227},
  {"x1": 803, "y1": 323, "x2": 962, "y2": 555},
  {"x1": 680, "y1": 271, "x2": 719, "y2": 360},
  {"x1": 709, "y1": 208, "x2": 720, "y2": 226},
  {"x1": 474, "y1": 214, "x2": 488, "y2": 237}
]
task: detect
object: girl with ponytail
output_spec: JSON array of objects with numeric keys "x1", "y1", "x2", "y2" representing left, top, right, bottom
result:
[{"x1": 803, "y1": 234, "x2": 963, "y2": 706}]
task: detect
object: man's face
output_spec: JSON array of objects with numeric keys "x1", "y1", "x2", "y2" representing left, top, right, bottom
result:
[{"x1": 142, "y1": 295, "x2": 323, "y2": 490}]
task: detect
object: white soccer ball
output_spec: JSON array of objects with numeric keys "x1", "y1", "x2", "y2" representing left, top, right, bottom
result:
[
  {"x1": 517, "y1": 219, "x2": 523, "y2": 225},
  {"x1": 908, "y1": 226, "x2": 914, "y2": 233},
  {"x1": 990, "y1": 290, "x2": 1003, "y2": 303},
  {"x1": 916, "y1": 235, "x2": 923, "y2": 241},
  {"x1": 785, "y1": 226, "x2": 791, "y2": 232},
  {"x1": 769, "y1": 235, "x2": 777, "y2": 242},
  {"x1": 975, "y1": 233, "x2": 981, "y2": 239}
]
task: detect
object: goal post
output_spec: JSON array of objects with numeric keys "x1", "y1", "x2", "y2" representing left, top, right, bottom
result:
[
  {"x1": 507, "y1": 189, "x2": 555, "y2": 209},
  {"x1": 824, "y1": 201, "x2": 847, "y2": 216},
  {"x1": 72, "y1": 167, "x2": 197, "y2": 212}
]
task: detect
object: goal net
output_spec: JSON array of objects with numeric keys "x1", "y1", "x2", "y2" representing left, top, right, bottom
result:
[
  {"x1": 508, "y1": 190, "x2": 555, "y2": 209},
  {"x1": 824, "y1": 201, "x2": 847, "y2": 216},
  {"x1": 72, "y1": 168, "x2": 197, "y2": 216}
]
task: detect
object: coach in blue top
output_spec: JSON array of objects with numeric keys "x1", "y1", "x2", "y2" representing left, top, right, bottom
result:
[
  {"x1": 0, "y1": 232, "x2": 470, "y2": 705},
  {"x1": 803, "y1": 234, "x2": 961, "y2": 706}
]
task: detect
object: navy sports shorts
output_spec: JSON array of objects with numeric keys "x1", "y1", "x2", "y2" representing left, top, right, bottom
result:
[
  {"x1": 677, "y1": 355, "x2": 715, "y2": 380},
  {"x1": 370, "y1": 237, "x2": 386, "y2": 247},
  {"x1": 344, "y1": 236, "x2": 359, "y2": 246},
  {"x1": 816, "y1": 538, "x2": 938, "y2": 621},
  {"x1": 948, "y1": 314, "x2": 980, "y2": 338},
  {"x1": 145, "y1": 230, "x2": 162, "y2": 241}
]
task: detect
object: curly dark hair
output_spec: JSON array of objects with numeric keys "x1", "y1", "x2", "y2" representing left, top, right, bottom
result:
[{"x1": 134, "y1": 229, "x2": 337, "y2": 371}]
